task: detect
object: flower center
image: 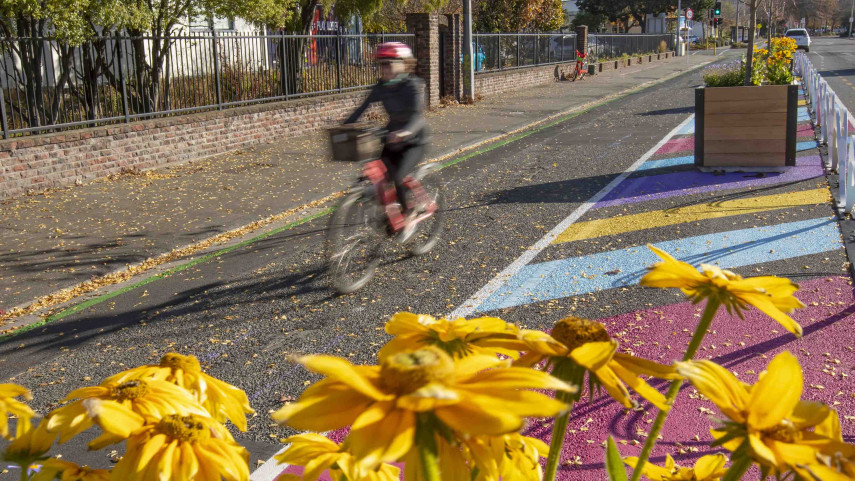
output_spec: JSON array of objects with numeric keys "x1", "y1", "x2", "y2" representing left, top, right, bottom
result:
[
  {"x1": 700, "y1": 264, "x2": 743, "y2": 282},
  {"x1": 160, "y1": 353, "x2": 201, "y2": 373},
  {"x1": 379, "y1": 347, "x2": 454, "y2": 394},
  {"x1": 762, "y1": 420, "x2": 802, "y2": 443},
  {"x1": 113, "y1": 380, "x2": 150, "y2": 400},
  {"x1": 155, "y1": 414, "x2": 211, "y2": 443},
  {"x1": 550, "y1": 317, "x2": 610, "y2": 352}
]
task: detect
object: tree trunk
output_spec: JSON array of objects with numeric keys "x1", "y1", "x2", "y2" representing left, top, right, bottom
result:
[{"x1": 744, "y1": 0, "x2": 758, "y2": 85}]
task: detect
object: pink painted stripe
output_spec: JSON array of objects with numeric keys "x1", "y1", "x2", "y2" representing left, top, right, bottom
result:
[{"x1": 655, "y1": 137, "x2": 694, "y2": 155}]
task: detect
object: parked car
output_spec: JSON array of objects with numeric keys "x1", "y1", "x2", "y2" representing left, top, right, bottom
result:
[{"x1": 785, "y1": 28, "x2": 811, "y2": 51}]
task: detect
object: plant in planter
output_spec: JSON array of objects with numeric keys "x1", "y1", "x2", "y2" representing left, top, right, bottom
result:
[{"x1": 695, "y1": 38, "x2": 799, "y2": 169}]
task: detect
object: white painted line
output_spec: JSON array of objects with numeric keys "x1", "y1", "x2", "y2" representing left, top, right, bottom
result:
[
  {"x1": 448, "y1": 114, "x2": 695, "y2": 319},
  {"x1": 250, "y1": 445, "x2": 289, "y2": 481}
]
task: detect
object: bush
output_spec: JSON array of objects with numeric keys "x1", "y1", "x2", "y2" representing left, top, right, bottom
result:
[{"x1": 702, "y1": 60, "x2": 745, "y2": 87}]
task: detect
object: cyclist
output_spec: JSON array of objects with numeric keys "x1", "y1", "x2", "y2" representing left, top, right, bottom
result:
[{"x1": 344, "y1": 42, "x2": 426, "y2": 239}]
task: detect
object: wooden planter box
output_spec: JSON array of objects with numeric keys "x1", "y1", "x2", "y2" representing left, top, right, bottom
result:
[{"x1": 694, "y1": 84, "x2": 798, "y2": 169}]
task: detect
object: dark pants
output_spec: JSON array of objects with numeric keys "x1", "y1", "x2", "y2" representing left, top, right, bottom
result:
[{"x1": 382, "y1": 141, "x2": 424, "y2": 210}]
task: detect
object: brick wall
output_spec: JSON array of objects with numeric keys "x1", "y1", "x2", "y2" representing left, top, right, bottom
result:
[
  {"x1": 0, "y1": 91, "x2": 381, "y2": 200},
  {"x1": 475, "y1": 51, "x2": 675, "y2": 97}
]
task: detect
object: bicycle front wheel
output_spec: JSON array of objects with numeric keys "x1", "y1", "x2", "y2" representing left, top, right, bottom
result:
[
  {"x1": 326, "y1": 192, "x2": 384, "y2": 294},
  {"x1": 406, "y1": 165, "x2": 446, "y2": 256}
]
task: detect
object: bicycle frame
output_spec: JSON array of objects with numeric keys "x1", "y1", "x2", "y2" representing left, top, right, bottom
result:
[{"x1": 361, "y1": 158, "x2": 437, "y2": 233}]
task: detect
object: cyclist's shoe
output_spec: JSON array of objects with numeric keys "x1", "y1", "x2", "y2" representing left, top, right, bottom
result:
[{"x1": 396, "y1": 207, "x2": 424, "y2": 243}]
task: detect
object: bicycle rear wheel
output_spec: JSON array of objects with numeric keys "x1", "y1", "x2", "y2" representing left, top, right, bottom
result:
[
  {"x1": 327, "y1": 192, "x2": 384, "y2": 294},
  {"x1": 405, "y1": 165, "x2": 446, "y2": 256}
]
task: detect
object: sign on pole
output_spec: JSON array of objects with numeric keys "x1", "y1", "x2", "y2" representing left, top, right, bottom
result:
[{"x1": 687, "y1": 8, "x2": 694, "y2": 20}]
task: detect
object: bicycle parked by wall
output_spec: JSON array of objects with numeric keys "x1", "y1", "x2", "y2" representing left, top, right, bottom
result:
[
  {"x1": 325, "y1": 126, "x2": 445, "y2": 294},
  {"x1": 573, "y1": 49, "x2": 589, "y2": 81}
]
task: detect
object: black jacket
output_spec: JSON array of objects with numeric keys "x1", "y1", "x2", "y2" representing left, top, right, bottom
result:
[{"x1": 345, "y1": 76, "x2": 426, "y2": 143}]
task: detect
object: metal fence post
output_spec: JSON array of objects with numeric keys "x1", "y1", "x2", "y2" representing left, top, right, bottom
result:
[
  {"x1": 535, "y1": 34, "x2": 539, "y2": 65},
  {"x1": 0, "y1": 86, "x2": 8, "y2": 139},
  {"x1": 211, "y1": 30, "x2": 223, "y2": 109},
  {"x1": 279, "y1": 34, "x2": 289, "y2": 98},
  {"x1": 517, "y1": 34, "x2": 520, "y2": 66},
  {"x1": 497, "y1": 35, "x2": 501, "y2": 69},
  {"x1": 335, "y1": 30, "x2": 343, "y2": 92},
  {"x1": 115, "y1": 35, "x2": 130, "y2": 123}
]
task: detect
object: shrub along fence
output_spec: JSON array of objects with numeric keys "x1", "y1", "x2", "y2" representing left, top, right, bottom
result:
[{"x1": 0, "y1": 32, "x2": 414, "y2": 138}]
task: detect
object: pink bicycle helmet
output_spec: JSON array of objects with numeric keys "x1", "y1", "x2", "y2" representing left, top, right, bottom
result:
[{"x1": 376, "y1": 42, "x2": 413, "y2": 61}]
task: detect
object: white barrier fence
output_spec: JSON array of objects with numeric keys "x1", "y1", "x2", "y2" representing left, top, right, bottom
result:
[{"x1": 796, "y1": 51, "x2": 855, "y2": 214}]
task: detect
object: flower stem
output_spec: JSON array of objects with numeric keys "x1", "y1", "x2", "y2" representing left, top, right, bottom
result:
[
  {"x1": 544, "y1": 398, "x2": 574, "y2": 481},
  {"x1": 629, "y1": 298, "x2": 721, "y2": 481},
  {"x1": 544, "y1": 360, "x2": 581, "y2": 481},
  {"x1": 416, "y1": 414, "x2": 441, "y2": 481},
  {"x1": 721, "y1": 455, "x2": 752, "y2": 481}
]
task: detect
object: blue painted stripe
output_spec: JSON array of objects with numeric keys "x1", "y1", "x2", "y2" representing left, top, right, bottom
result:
[
  {"x1": 676, "y1": 120, "x2": 695, "y2": 135},
  {"x1": 638, "y1": 155, "x2": 694, "y2": 171},
  {"x1": 798, "y1": 140, "x2": 819, "y2": 152},
  {"x1": 475, "y1": 217, "x2": 841, "y2": 312}
]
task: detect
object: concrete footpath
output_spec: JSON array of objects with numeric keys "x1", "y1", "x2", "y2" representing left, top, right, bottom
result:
[{"x1": 0, "y1": 53, "x2": 721, "y2": 326}]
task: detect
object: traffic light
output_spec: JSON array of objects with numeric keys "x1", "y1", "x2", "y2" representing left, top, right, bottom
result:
[{"x1": 714, "y1": 1, "x2": 721, "y2": 16}]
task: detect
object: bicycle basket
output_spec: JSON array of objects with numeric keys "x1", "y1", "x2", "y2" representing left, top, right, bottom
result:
[{"x1": 328, "y1": 126, "x2": 382, "y2": 162}]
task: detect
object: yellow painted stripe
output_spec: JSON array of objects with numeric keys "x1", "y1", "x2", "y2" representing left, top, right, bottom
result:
[
  {"x1": 552, "y1": 188, "x2": 829, "y2": 244},
  {"x1": 798, "y1": 99, "x2": 807, "y2": 106}
]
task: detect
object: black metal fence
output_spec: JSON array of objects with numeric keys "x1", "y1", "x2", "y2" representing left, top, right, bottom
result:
[
  {"x1": 0, "y1": 32, "x2": 414, "y2": 138},
  {"x1": 472, "y1": 33, "x2": 577, "y2": 73},
  {"x1": 588, "y1": 34, "x2": 676, "y2": 61}
]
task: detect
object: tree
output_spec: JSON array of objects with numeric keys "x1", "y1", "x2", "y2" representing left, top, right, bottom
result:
[
  {"x1": 474, "y1": 0, "x2": 564, "y2": 31},
  {"x1": 571, "y1": 9, "x2": 608, "y2": 30},
  {"x1": 744, "y1": 0, "x2": 760, "y2": 85}
]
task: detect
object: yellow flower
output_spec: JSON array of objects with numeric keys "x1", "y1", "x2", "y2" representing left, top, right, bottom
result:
[
  {"x1": 624, "y1": 453, "x2": 728, "y2": 481},
  {"x1": 3, "y1": 422, "x2": 58, "y2": 465},
  {"x1": 378, "y1": 313, "x2": 527, "y2": 360},
  {"x1": 46, "y1": 378, "x2": 206, "y2": 449},
  {"x1": 273, "y1": 347, "x2": 573, "y2": 468},
  {"x1": 676, "y1": 352, "x2": 852, "y2": 474},
  {"x1": 107, "y1": 353, "x2": 254, "y2": 431},
  {"x1": 0, "y1": 383, "x2": 36, "y2": 439},
  {"x1": 31, "y1": 459, "x2": 110, "y2": 481},
  {"x1": 641, "y1": 245, "x2": 805, "y2": 337},
  {"x1": 108, "y1": 413, "x2": 249, "y2": 481},
  {"x1": 484, "y1": 433, "x2": 549, "y2": 481},
  {"x1": 516, "y1": 317, "x2": 680, "y2": 411},
  {"x1": 274, "y1": 433, "x2": 400, "y2": 481}
]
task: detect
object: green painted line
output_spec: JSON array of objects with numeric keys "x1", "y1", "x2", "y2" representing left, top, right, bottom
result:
[
  {"x1": 0, "y1": 208, "x2": 333, "y2": 342},
  {"x1": 2, "y1": 64, "x2": 704, "y2": 341}
]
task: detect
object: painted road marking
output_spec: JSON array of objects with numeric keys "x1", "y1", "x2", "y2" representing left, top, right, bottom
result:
[
  {"x1": 476, "y1": 217, "x2": 841, "y2": 312},
  {"x1": 638, "y1": 155, "x2": 694, "y2": 170},
  {"x1": 448, "y1": 115, "x2": 696, "y2": 318},
  {"x1": 553, "y1": 187, "x2": 829, "y2": 244},
  {"x1": 594, "y1": 162, "x2": 822, "y2": 209},
  {"x1": 798, "y1": 140, "x2": 820, "y2": 151}
]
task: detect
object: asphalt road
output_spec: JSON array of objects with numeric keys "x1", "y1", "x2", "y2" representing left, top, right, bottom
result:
[
  {"x1": 2, "y1": 58, "x2": 850, "y2": 481},
  {"x1": 809, "y1": 36, "x2": 855, "y2": 112}
]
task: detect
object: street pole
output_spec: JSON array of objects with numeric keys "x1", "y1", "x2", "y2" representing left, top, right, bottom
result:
[
  {"x1": 463, "y1": 0, "x2": 475, "y2": 101},
  {"x1": 677, "y1": 0, "x2": 682, "y2": 56},
  {"x1": 735, "y1": 0, "x2": 740, "y2": 42},
  {"x1": 849, "y1": 0, "x2": 854, "y2": 39}
]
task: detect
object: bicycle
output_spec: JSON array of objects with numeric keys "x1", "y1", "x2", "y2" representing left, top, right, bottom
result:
[
  {"x1": 326, "y1": 126, "x2": 445, "y2": 294},
  {"x1": 572, "y1": 49, "x2": 589, "y2": 81}
]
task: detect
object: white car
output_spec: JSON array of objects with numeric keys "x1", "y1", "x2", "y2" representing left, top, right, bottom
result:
[{"x1": 785, "y1": 28, "x2": 811, "y2": 51}]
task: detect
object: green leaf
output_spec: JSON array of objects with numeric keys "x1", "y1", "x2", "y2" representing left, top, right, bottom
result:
[{"x1": 605, "y1": 436, "x2": 629, "y2": 481}]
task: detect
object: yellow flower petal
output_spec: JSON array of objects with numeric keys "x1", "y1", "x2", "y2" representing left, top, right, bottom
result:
[
  {"x1": 693, "y1": 453, "x2": 728, "y2": 479},
  {"x1": 385, "y1": 312, "x2": 435, "y2": 336},
  {"x1": 348, "y1": 402, "x2": 415, "y2": 467},
  {"x1": 377, "y1": 335, "x2": 426, "y2": 362},
  {"x1": 81, "y1": 399, "x2": 145, "y2": 439},
  {"x1": 271, "y1": 380, "x2": 371, "y2": 431},
  {"x1": 436, "y1": 398, "x2": 523, "y2": 435},
  {"x1": 610, "y1": 362, "x2": 670, "y2": 411},
  {"x1": 518, "y1": 330, "x2": 569, "y2": 357},
  {"x1": 592, "y1": 365, "x2": 633, "y2": 409},
  {"x1": 734, "y1": 291, "x2": 803, "y2": 337},
  {"x1": 298, "y1": 356, "x2": 390, "y2": 401},
  {"x1": 746, "y1": 351, "x2": 803, "y2": 430},
  {"x1": 612, "y1": 353, "x2": 682, "y2": 380},
  {"x1": 461, "y1": 366, "x2": 575, "y2": 392},
  {"x1": 624, "y1": 456, "x2": 674, "y2": 480},
  {"x1": 395, "y1": 383, "x2": 461, "y2": 412},
  {"x1": 676, "y1": 360, "x2": 749, "y2": 423},
  {"x1": 749, "y1": 432, "x2": 779, "y2": 467},
  {"x1": 570, "y1": 340, "x2": 617, "y2": 371}
]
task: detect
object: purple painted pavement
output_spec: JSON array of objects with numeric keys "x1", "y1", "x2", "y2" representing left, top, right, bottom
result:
[
  {"x1": 595, "y1": 161, "x2": 823, "y2": 209},
  {"x1": 279, "y1": 276, "x2": 855, "y2": 480}
]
